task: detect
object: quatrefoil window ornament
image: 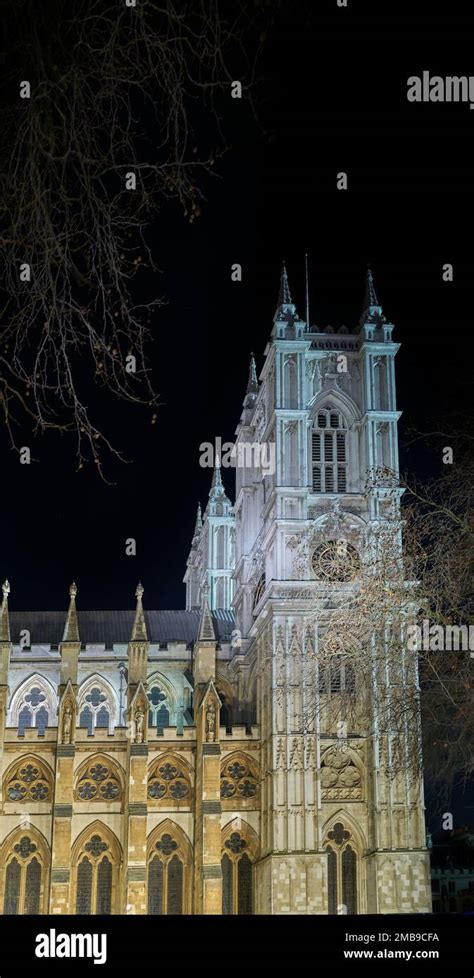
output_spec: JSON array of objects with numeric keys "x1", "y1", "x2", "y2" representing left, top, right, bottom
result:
[
  {"x1": 225, "y1": 832, "x2": 247, "y2": 855},
  {"x1": 85, "y1": 835, "x2": 108, "y2": 858},
  {"x1": 328, "y1": 822, "x2": 350, "y2": 846},
  {"x1": 155, "y1": 834, "x2": 178, "y2": 857},
  {"x1": 159, "y1": 763, "x2": 178, "y2": 781},
  {"x1": 14, "y1": 836, "x2": 37, "y2": 859},
  {"x1": 227, "y1": 762, "x2": 246, "y2": 781},
  {"x1": 148, "y1": 687, "x2": 167, "y2": 707},
  {"x1": 86, "y1": 688, "x2": 107, "y2": 708},
  {"x1": 25, "y1": 688, "x2": 46, "y2": 708}
]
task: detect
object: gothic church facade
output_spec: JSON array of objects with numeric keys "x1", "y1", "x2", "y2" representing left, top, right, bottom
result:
[{"x1": 0, "y1": 267, "x2": 432, "y2": 915}]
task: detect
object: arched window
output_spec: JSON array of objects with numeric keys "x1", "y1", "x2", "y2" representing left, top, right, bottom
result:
[
  {"x1": 324, "y1": 822, "x2": 359, "y2": 915},
  {"x1": 252, "y1": 573, "x2": 265, "y2": 613},
  {"x1": 221, "y1": 824, "x2": 258, "y2": 915},
  {"x1": 77, "y1": 677, "x2": 117, "y2": 735},
  {"x1": 1, "y1": 831, "x2": 49, "y2": 914},
  {"x1": 318, "y1": 658, "x2": 357, "y2": 695},
  {"x1": 9, "y1": 675, "x2": 57, "y2": 736},
  {"x1": 3, "y1": 756, "x2": 53, "y2": 803},
  {"x1": 74, "y1": 755, "x2": 123, "y2": 805},
  {"x1": 73, "y1": 826, "x2": 120, "y2": 915},
  {"x1": 147, "y1": 824, "x2": 191, "y2": 914},
  {"x1": 147, "y1": 755, "x2": 191, "y2": 807},
  {"x1": 312, "y1": 409, "x2": 348, "y2": 493},
  {"x1": 147, "y1": 686, "x2": 170, "y2": 732},
  {"x1": 220, "y1": 754, "x2": 259, "y2": 806}
]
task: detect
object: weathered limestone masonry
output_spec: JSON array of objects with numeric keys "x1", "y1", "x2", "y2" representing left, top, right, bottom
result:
[{"x1": 0, "y1": 265, "x2": 432, "y2": 915}]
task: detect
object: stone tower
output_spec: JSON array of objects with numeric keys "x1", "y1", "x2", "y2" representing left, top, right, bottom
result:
[
  {"x1": 184, "y1": 460, "x2": 235, "y2": 612},
  {"x1": 232, "y1": 264, "x2": 432, "y2": 914}
]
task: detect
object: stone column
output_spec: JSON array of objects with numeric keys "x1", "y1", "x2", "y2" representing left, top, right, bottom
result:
[
  {"x1": 194, "y1": 680, "x2": 222, "y2": 914},
  {"x1": 49, "y1": 583, "x2": 80, "y2": 913},
  {"x1": 123, "y1": 584, "x2": 150, "y2": 914}
]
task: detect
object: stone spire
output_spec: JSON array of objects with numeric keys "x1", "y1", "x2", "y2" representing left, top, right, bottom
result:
[
  {"x1": 278, "y1": 262, "x2": 292, "y2": 306},
  {"x1": 210, "y1": 454, "x2": 223, "y2": 493},
  {"x1": 131, "y1": 582, "x2": 148, "y2": 642},
  {"x1": 243, "y1": 353, "x2": 259, "y2": 409},
  {"x1": 274, "y1": 261, "x2": 298, "y2": 322},
  {"x1": 0, "y1": 580, "x2": 10, "y2": 644},
  {"x1": 360, "y1": 265, "x2": 384, "y2": 325},
  {"x1": 197, "y1": 583, "x2": 216, "y2": 643},
  {"x1": 62, "y1": 581, "x2": 80, "y2": 643}
]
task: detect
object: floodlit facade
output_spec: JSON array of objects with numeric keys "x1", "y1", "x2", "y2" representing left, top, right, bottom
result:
[{"x1": 0, "y1": 267, "x2": 432, "y2": 914}]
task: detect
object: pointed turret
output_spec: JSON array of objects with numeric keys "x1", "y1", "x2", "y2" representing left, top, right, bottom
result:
[
  {"x1": 360, "y1": 266, "x2": 384, "y2": 326},
  {"x1": 127, "y1": 583, "x2": 149, "y2": 692},
  {"x1": 193, "y1": 582, "x2": 217, "y2": 688},
  {"x1": 197, "y1": 582, "x2": 216, "y2": 644},
  {"x1": 210, "y1": 454, "x2": 223, "y2": 493},
  {"x1": 278, "y1": 262, "x2": 293, "y2": 307},
  {"x1": 131, "y1": 582, "x2": 148, "y2": 642},
  {"x1": 243, "y1": 353, "x2": 259, "y2": 409},
  {"x1": 209, "y1": 455, "x2": 231, "y2": 509},
  {"x1": 62, "y1": 582, "x2": 80, "y2": 644},
  {"x1": 0, "y1": 580, "x2": 10, "y2": 644},
  {"x1": 274, "y1": 261, "x2": 298, "y2": 322},
  {"x1": 194, "y1": 502, "x2": 203, "y2": 537}
]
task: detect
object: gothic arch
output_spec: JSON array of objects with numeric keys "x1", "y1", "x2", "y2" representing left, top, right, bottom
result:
[
  {"x1": 321, "y1": 811, "x2": 366, "y2": 915},
  {"x1": 71, "y1": 821, "x2": 122, "y2": 915},
  {"x1": 309, "y1": 387, "x2": 362, "y2": 427},
  {"x1": 8, "y1": 673, "x2": 58, "y2": 733},
  {"x1": 321, "y1": 809, "x2": 366, "y2": 852},
  {"x1": 74, "y1": 753, "x2": 125, "y2": 806},
  {"x1": 146, "y1": 671, "x2": 177, "y2": 727},
  {"x1": 0, "y1": 824, "x2": 50, "y2": 914},
  {"x1": 3, "y1": 753, "x2": 54, "y2": 804},
  {"x1": 146, "y1": 819, "x2": 192, "y2": 914},
  {"x1": 215, "y1": 674, "x2": 234, "y2": 731},
  {"x1": 147, "y1": 752, "x2": 193, "y2": 807},
  {"x1": 220, "y1": 751, "x2": 260, "y2": 807},
  {"x1": 77, "y1": 674, "x2": 119, "y2": 733},
  {"x1": 221, "y1": 817, "x2": 259, "y2": 915}
]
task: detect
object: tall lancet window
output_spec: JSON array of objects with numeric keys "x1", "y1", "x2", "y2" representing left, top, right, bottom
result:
[
  {"x1": 147, "y1": 827, "x2": 190, "y2": 914},
  {"x1": 1, "y1": 834, "x2": 47, "y2": 914},
  {"x1": 312, "y1": 409, "x2": 348, "y2": 493},
  {"x1": 74, "y1": 832, "x2": 118, "y2": 914},
  {"x1": 324, "y1": 822, "x2": 358, "y2": 915}
]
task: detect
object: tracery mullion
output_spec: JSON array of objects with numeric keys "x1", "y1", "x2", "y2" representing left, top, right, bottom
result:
[
  {"x1": 92, "y1": 861, "x2": 99, "y2": 915},
  {"x1": 18, "y1": 859, "x2": 27, "y2": 914},
  {"x1": 232, "y1": 855, "x2": 239, "y2": 914},
  {"x1": 163, "y1": 855, "x2": 169, "y2": 913}
]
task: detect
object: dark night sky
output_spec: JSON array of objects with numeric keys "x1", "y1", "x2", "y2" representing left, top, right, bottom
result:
[{"x1": 2, "y1": 2, "x2": 472, "y2": 615}]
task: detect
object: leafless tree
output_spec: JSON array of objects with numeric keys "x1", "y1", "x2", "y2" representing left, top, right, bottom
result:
[
  {"x1": 0, "y1": 0, "x2": 265, "y2": 475},
  {"x1": 266, "y1": 419, "x2": 472, "y2": 802}
]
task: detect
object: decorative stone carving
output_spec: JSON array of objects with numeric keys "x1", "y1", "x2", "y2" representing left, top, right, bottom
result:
[
  {"x1": 62, "y1": 707, "x2": 72, "y2": 745},
  {"x1": 134, "y1": 708, "x2": 145, "y2": 743},
  {"x1": 321, "y1": 747, "x2": 363, "y2": 800},
  {"x1": 205, "y1": 703, "x2": 216, "y2": 742}
]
